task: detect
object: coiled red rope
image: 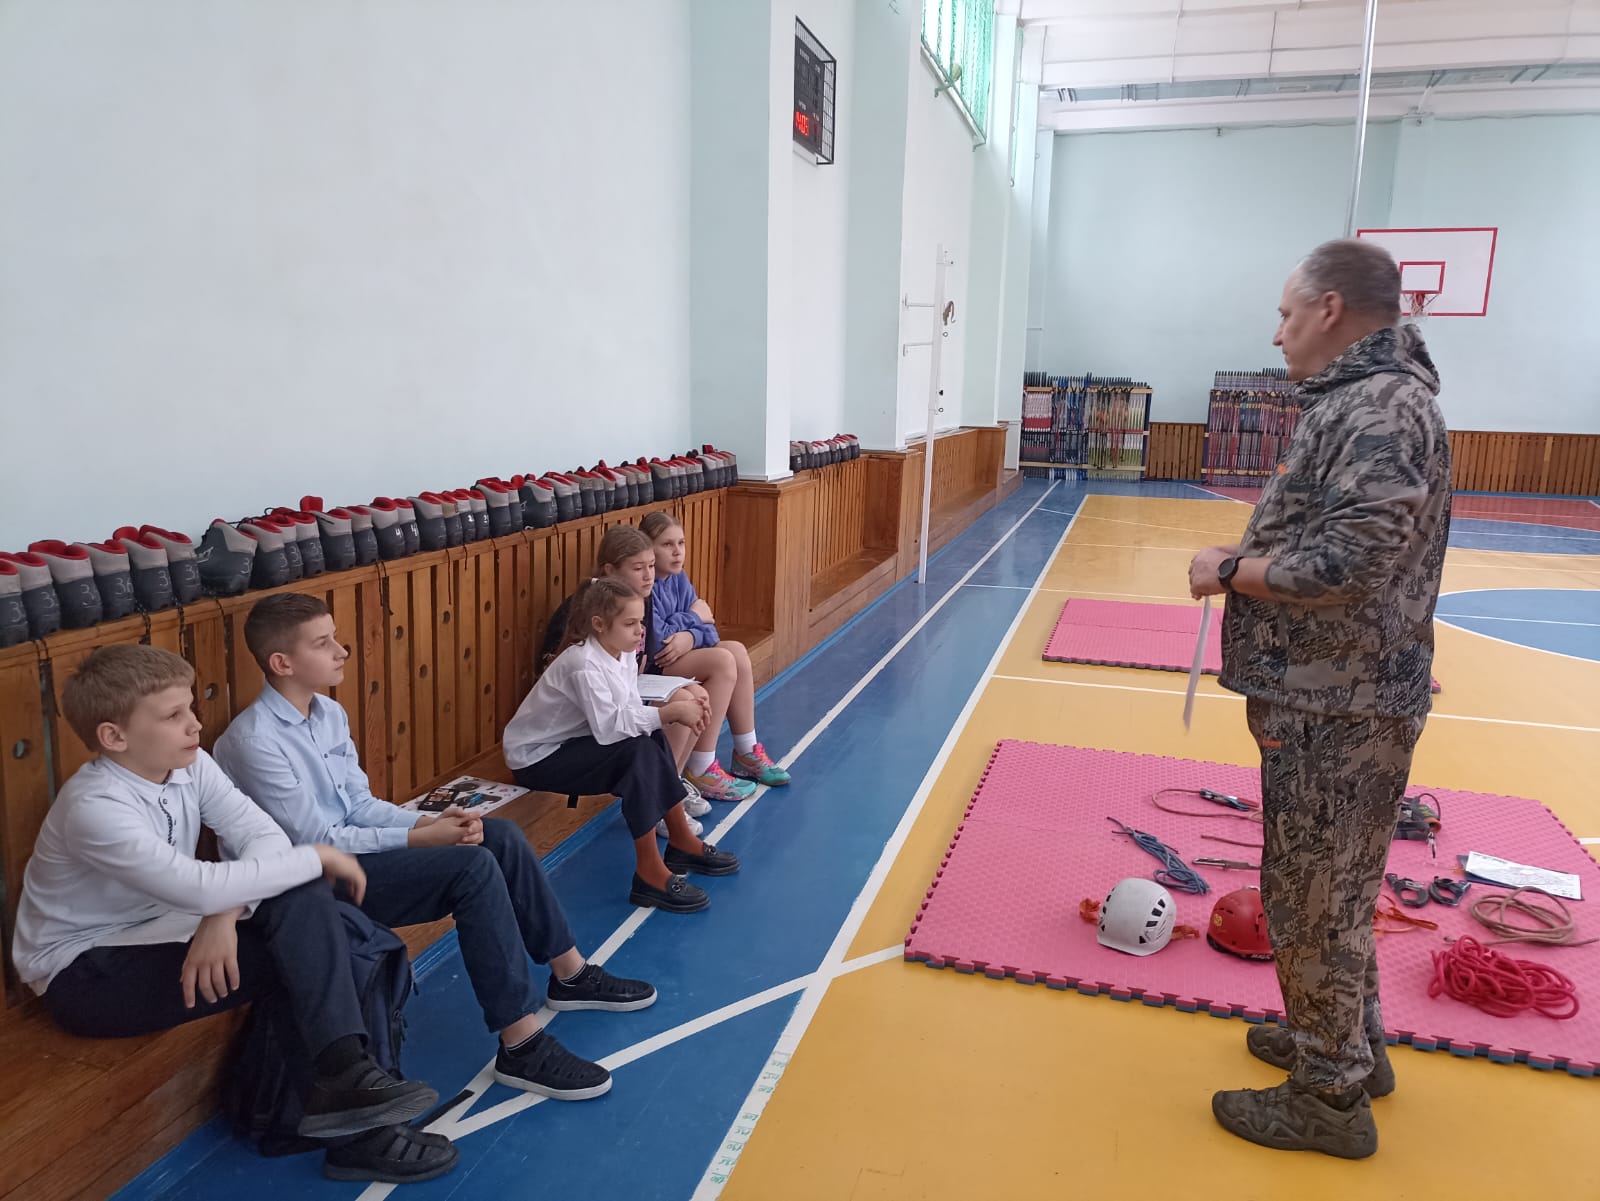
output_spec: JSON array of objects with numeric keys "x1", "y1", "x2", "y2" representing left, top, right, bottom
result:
[{"x1": 1428, "y1": 936, "x2": 1579, "y2": 1020}]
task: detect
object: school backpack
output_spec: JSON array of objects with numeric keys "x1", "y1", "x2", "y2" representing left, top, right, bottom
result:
[{"x1": 221, "y1": 901, "x2": 416, "y2": 1156}]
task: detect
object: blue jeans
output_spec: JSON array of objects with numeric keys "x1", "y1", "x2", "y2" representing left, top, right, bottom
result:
[{"x1": 356, "y1": 818, "x2": 578, "y2": 1032}]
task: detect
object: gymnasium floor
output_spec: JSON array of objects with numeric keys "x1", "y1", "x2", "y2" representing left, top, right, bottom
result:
[{"x1": 119, "y1": 479, "x2": 1600, "y2": 1201}]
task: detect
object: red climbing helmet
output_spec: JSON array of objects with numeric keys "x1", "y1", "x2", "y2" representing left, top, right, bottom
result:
[{"x1": 1207, "y1": 887, "x2": 1273, "y2": 961}]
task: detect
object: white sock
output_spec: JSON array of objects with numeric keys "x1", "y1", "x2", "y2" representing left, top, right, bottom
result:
[
  {"x1": 687, "y1": 751, "x2": 715, "y2": 775},
  {"x1": 733, "y1": 730, "x2": 758, "y2": 755}
]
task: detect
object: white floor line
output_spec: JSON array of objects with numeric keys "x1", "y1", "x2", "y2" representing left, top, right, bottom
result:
[
  {"x1": 690, "y1": 506, "x2": 1082, "y2": 1200},
  {"x1": 990, "y1": 673, "x2": 1600, "y2": 733},
  {"x1": 1455, "y1": 527, "x2": 1600, "y2": 540},
  {"x1": 1186, "y1": 484, "x2": 1253, "y2": 504},
  {"x1": 965, "y1": 583, "x2": 1032, "y2": 590},
  {"x1": 358, "y1": 489, "x2": 1069, "y2": 1201},
  {"x1": 1076, "y1": 513, "x2": 1247, "y2": 539},
  {"x1": 1580, "y1": 837, "x2": 1600, "y2": 846},
  {"x1": 1434, "y1": 617, "x2": 1600, "y2": 668},
  {"x1": 1061, "y1": 541, "x2": 1204, "y2": 552},
  {"x1": 1039, "y1": 587, "x2": 1194, "y2": 602},
  {"x1": 1435, "y1": 613, "x2": 1600, "y2": 629}
]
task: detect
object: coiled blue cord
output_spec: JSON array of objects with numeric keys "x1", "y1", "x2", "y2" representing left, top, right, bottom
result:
[{"x1": 1107, "y1": 817, "x2": 1210, "y2": 895}]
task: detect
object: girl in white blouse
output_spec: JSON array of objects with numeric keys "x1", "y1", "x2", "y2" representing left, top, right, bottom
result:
[{"x1": 503, "y1": 578, "x2": 743, "y2": 914}]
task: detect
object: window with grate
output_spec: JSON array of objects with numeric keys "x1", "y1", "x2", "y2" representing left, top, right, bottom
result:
[
  {"x1": 794, "y1": 20, "x2": 836, "y2": 165},
  {"x1": 921, "y1": 0, "x2": 994, "y2": 139}
]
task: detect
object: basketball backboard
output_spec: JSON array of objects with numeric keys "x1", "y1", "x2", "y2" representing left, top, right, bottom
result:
[{"x1": 1355, "y1": 227, "x2": 1497, "y2": 317}]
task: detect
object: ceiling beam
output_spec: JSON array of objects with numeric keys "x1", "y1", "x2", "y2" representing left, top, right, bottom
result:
[{"x1": 1039, "y1": 82, "x2": 1600, "y2": 131}]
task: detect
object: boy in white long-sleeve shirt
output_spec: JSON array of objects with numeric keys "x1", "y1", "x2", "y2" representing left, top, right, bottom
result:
[
  {"x1": 504, "y1": 577, "x2": 742, "y2": 913},
  {"x1": 10, "y1": 645, "x2": 456, "y2": 1185}
]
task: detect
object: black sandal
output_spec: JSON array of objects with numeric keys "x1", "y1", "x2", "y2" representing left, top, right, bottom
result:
[{"x1": 323, "y1": 1124, "x2": 459, "y2": 1184}]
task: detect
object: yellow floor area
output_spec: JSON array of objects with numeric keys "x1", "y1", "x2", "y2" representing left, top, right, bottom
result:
[{"x1": 725, "y1": 494, "x2": 1600, "y2": 1200}]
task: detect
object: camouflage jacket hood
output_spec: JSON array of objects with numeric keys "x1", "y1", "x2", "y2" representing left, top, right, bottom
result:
[{"x1": 1219, "y1": 325, "x2": 1452, "y2": 718}]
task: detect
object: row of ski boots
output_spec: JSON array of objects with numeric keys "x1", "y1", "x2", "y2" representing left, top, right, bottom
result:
[
  {"x1": 0, "y1": 448, "x2": 743, "y2": 643},
  {"x1": 788, "y1": 434, "x2": 860, "y2": 472}
]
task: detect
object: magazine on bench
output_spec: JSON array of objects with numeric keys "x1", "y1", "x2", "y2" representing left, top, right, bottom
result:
[
  {"x1": 404, "y1": 775, "x2": 529, "y2": 816},
  {"x1": 637, "y1": 674, "x2": 697, "y2": 704}
]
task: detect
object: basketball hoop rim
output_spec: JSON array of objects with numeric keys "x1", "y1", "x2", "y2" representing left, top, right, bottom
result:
[{"x1": 1405, "y1": 289, "x2": 1440, "y2": 320}]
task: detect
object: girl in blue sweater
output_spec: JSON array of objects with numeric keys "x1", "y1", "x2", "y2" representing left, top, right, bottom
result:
[{"x1": 640, "y1": 512, "x2": 791, "y2": 792}]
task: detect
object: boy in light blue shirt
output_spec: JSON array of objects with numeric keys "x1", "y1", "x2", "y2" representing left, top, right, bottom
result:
[{"x1": 215, "y1": 594, "x2": 656, "y2": 1102}]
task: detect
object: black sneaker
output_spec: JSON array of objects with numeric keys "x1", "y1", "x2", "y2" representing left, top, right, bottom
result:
[
  {"x1": 493, "y1": 1030, "x2": 612, "y2": 1100},
  {"x1": 136, "y1": 526, "x2": 202, "y2": 603},
  {"x1": 298, "y1": 1058, "x2": 438, "y2": 1140},
  {"x1": 322, "y1": 1124, "x2": 459, "y2": 1184},
  {"x1": 366, "y1": 499, "x2": 409, "y2": 561},
  {"x1": 630, "y1": 871, "x2": 710, "y2": 913},
  {"x1": 546, "y1": 963, "x2": 658, "y2": 1013},
  {"x1": 439, "y1": 493, "x2": 464, "y2": 547},
  {"x1": 394, "y1": 499, "x2": 421, "y2": 555},
  {"x1": 28, "y1": 542, "x2": 101, "y2": 628},
  {"x1": 461, "y1": 489, "x2": 490, "y2": 541},
  {"x1": 663, "y1": 842, "x2": 741, "y2": 877},
  {"x1": 196, "y1": 519, "x2": 257, "y2": 597},
  {"x1": 85, "y1": 542, "x2": 136, "y2": 622},
  {"x1": 0, "y1": 560, "x2": 29, "y2": 647},
  {"x1": 342, "y1": 505, "x2": 382, "y2": 566},
  {"x1": 274, "y1": 510, "x2": 325, "y2": 577},
  {"x1": 544, "y1": 474, "x2": 580, "y2": 523},
  {"x1": 410, "y1": 494, "x2": 447, "y2": 552},
  {"x1": 113, "y1": 529, "x2": 174, "y2": 612},
  {"x1": 519, "y1": 476, "x2": 558, "y2": 528},
  {"x1": 302, "y1": 500, "x2": 357, "y2": 573},
  {"x1": 239, "y1": 518, "x2": 292, "y2": 588},
  {"x1": 1, "y1": 552, "x2": 62, "y2": 636}
]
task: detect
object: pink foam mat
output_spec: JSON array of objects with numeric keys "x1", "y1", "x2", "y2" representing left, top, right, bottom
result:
[
  {"x1": 905, "y1": 739, "x2": 1600, "y2": 1077},
  {"x1": 1044, "y1": 600, "x2": 1222, "y2": 673},
  {"x1": 1043, "y1": 600, "x2": 1441, "y2": 692}
]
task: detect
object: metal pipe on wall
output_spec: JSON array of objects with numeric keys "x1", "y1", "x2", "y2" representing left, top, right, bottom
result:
[{"x1": 1343, "y1": 0, "x2": 1380, "y2": 236}]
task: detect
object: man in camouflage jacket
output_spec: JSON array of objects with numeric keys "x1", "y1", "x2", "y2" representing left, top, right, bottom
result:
[{"x1": 1188, "y1": 238, "x2": 1451, "y2": 1160}]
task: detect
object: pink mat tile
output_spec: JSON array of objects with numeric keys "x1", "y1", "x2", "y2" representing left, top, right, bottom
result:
[
  {"x1": 1043, "y1": 600, "x2": 1222, "y2": 673},
  {"x1": 1043, "y1": 600, "x2": 1441, "y2": 691},
  {"x1": 905, "y1": 739, "x2": 1600, "y2": 1076}
]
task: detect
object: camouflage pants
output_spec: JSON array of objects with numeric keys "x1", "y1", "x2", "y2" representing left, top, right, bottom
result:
[{"x1": 1246, "y1": 699, "x2": 1424, "y2": 1094}]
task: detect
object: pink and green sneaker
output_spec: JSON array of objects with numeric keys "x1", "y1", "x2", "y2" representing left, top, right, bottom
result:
[
  {"x1": 731, "y1": 744, "x2": 790, "y2": 787},
  {"x1": 683, "y1": 761, "x2": 758, "y2": 803}
]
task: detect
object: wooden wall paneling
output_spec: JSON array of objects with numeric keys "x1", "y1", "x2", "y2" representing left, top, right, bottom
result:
[
  {"x1": 493, "y1": 536, "x2": 520, "y2": 737},
  {"x1": 863, "y1": 453, "x2": 906, "y2": 553},
  {"x1": 1147, "y1": 422, "x2": 1206, "y2": 480},
  {"x1": 898, "y1": 443, "x2": 926, "y2": 578},
  {"x1": 451, "y1": 547, "x2": 480, "y2": 764},
  {"x1": 382, "y1": 565, "x2": 414, "y2": 801},
  {"x1": 0, "y1": 651, "x2": 50, "y2": 1006},
  {"x1": 356, "y1": 573, "x2": 390, "y2": 803},
  {"x1": 508, "y1": 537, "x2": 537, "y2": 728},
  {"x1": 527, "y1": 530, "x2": 561, "y2": 682},
  {"x1": 43, "y1": 626, "x2": 152, "y2": 791},
  {"x1": 183, "y1": 602, "x2": 231, "y2": 755},
  {"x1": 325, "y1": 579, "x2": 363, "y2": 760},
  {"x1": 720, "y1": 487, "x2": 780, "y2": 634},
  {"x1": 433, "y1": 553, "x2": 459, "y2": 775},
  {"x1": 771, "y1": 479, "x2": 816, "y2": 667},
  {"x1": 223, "y1": 598, "x2": 265, "y2": 721},
  {"x1": 407, "y1": 560, "x2": 439, "y2": 790},
  {"x1": 474, "y1": 546, "x2": 498, "y2": 756}
]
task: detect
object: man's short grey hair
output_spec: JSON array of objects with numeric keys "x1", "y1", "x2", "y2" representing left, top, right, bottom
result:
[{"x1": 1293, "y1": 238, "x2": 1401, "y2": 324}]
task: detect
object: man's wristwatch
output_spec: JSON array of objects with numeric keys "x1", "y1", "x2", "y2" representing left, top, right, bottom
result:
[{"x1": 1217, "y1": 556, "x2": 1241, "y2": 592}]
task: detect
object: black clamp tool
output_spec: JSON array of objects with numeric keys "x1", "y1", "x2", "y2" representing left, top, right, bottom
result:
[
  {"x1": 1428, "y1": 877, "x2": 1471, "y2": 906},
  {"x1": 1385, "y1": 873, "x2": 1431, "y2": 908}
]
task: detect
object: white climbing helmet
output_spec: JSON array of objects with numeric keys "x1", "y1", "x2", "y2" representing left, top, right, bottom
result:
[{"x1": 1097, "y1": 878, "x2": 1177, "y2": 957}]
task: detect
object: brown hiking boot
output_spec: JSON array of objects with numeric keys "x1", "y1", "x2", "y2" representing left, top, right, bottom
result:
[
  {"x1": 1245, "y1": 1024, "x2": 1396, "y2": 1098},
  {"x1": 1212, "y1": 1081, "x2": 1378, "y2": 1159}
]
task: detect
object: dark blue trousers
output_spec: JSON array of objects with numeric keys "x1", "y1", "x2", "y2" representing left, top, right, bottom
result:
[
  {"x1": 356, "y1": 818, "x2": 577, "y2": 1032},
  {"x1": 44, "y1": 879, "x2": 366, "y2": 1057}
]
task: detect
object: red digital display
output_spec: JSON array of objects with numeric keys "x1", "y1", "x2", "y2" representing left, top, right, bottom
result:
[{"x1": 794, "y1": 111, "x2": 811, "y2": 138}]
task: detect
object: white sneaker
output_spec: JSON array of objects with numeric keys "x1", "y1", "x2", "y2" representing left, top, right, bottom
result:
[
  {"x1": 656, "y1": 814, "x2": 704, "y2": 839},
  {"x1": 680, "y1": 776, "x2": 712, "y2": 818}
]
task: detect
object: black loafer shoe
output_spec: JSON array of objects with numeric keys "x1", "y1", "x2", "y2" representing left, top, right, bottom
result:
[
  {"x1": 663, "y1": 842, "x2": 741, "y2": 877},
  {"x1": 630, "y1": 872, "x2": 710, "y2": 913}
]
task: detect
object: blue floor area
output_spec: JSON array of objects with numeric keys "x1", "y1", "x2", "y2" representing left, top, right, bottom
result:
[
  {"x1": 1436, "y1": 588, "x2": 1600, "y2": 662},
  {"x1": 1447, "y1": 517, "x2": 1600, "y2": 556},
  {"x1": 117, "y1": 479, "x2": 1078, "y2": 1201}
]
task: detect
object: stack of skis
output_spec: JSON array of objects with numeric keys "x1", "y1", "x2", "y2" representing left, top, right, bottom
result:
[
  {"x1": 1020, "y1": 373, "x2": 1151, "y2": 480},
  {"x1": 1202, "y1": 368, "x2": 1299, "y2": 486}
]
